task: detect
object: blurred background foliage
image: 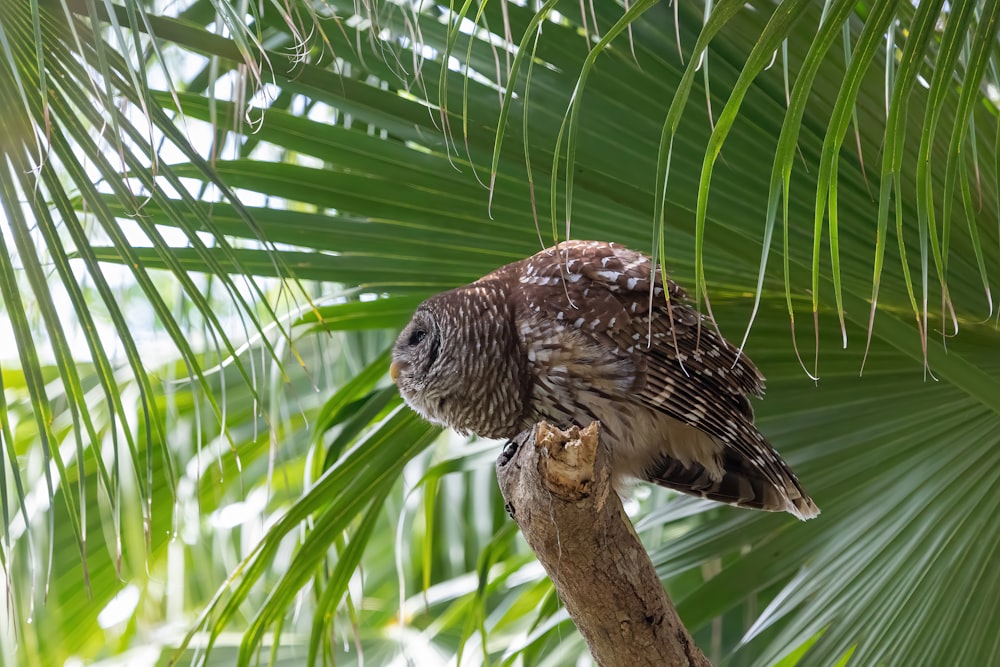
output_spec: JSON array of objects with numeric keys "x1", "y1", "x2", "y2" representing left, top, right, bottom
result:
[{"x1": 0, "y1": 0, "x2": 999, "y2": 665}]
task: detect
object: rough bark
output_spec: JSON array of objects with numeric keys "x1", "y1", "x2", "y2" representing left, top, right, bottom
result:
[{"x1": 496, "y1": 421, "x2": 712, "y2": 667}]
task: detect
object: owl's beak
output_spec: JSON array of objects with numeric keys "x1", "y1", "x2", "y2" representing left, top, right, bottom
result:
[{"x1": 389, "y1": 361, "x2": 400, "y2": 383}]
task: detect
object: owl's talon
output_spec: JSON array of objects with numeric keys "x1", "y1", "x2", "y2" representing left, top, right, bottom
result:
[{"x1": 499, "y1": 438, "x2": 519, "y2": 466}]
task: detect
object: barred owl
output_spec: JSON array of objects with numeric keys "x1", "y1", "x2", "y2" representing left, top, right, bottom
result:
[{"x1": 390, "y1": 240, "x2": 818, "y2": 520}]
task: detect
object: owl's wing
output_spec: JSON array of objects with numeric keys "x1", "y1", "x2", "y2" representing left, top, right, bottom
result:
[
  {"x1": 518, "y1": 240, "x2": 761, "y2": 408},
  {"x1": 519, "y1": 240, "x2": 817, "y2": 519}
]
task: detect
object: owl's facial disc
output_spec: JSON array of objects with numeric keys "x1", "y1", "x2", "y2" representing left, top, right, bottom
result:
[
  {"x1": 390, "y1": 327, "x2": 429, "y2": 381},
  {"x1": 391, "y1": 310, "x2": 447, "y2": 423}
]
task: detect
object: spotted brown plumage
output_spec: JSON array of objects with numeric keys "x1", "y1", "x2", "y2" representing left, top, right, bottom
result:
[{"x1": 390, "y1": 240, "x2": 819, "y2": 519}]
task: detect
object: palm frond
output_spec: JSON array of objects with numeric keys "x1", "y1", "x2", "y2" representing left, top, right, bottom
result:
[{"x1": 2, "y1": 1, "x2": 999, "y2": 665}]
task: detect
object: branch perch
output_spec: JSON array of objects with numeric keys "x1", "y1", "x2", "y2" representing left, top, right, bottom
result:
[{"x1": 496, "y1": 421, "x2": 711, "y2": 667}]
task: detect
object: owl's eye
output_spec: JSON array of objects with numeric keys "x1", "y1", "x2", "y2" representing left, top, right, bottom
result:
[{"x1": 407, "y1": 329, "x2": 427, "y2": 346}]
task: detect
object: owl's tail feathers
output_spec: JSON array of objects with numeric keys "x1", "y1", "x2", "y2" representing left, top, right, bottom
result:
[{"x1": 643, "y1": 453, "x2": 820, "y2": 521}]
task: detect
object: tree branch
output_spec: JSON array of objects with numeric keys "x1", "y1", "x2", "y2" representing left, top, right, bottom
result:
[{"x1": 496, "y1": 421, "x2": 712, "y2": 667}]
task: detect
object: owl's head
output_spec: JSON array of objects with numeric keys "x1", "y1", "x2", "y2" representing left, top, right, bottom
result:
[{"x1": 390, "y1": 285, "x2": 528, "y2": 439}]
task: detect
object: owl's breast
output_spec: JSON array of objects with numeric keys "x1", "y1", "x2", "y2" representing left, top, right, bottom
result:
[{"x1": 517, "y1": 316, "x2": 640, "y2": 430}]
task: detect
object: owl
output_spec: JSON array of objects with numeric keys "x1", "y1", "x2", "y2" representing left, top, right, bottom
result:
[{"x1": 390, "y1": 240, "x2": 818, "y2": 520}]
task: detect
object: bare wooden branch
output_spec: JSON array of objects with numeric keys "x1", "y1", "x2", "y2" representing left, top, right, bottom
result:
[{"x1": 496, "y1": 421, "x2": 712, "y2": 667}]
